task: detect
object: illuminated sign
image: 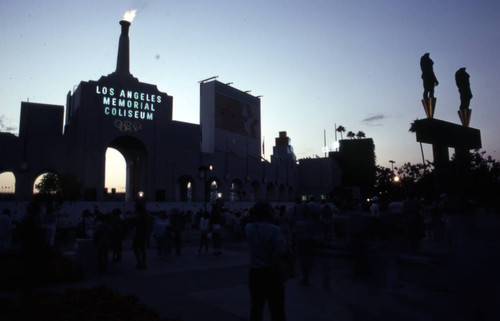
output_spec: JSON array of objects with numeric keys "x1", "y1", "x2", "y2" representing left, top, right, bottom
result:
[{"x1": 95, "y1": 85, "x2": 161, "y2": 121}]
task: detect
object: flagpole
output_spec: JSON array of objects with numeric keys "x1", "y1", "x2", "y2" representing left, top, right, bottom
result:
[
  {"x1": 324, "y1": 129, "x2": 327, "y2": 157},
  {"x1": 262, "y1": 136, "x2": 265, "y2": 159}
]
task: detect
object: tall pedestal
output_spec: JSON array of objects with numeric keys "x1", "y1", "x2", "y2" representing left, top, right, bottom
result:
[
  {"x1": 458, "y1": 109, "x2": 472, "y2": 127},
  {"x1": 412, "y1": 118, "x2": 481, "y2": 196},
  {"x1": 421, "y1": 97, "x2": 437, "y2": 118}
]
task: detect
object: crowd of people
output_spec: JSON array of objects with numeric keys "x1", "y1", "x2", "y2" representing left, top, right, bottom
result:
[
  {"x1": 366, "y1": 192, "x2": 477, "y2": 249},
  {"x1": 0, "y1": 193, "x2": 484, "y2": 264},
  {"x1": 0, "y1": 194, "x2": 493, "y2": 321}
]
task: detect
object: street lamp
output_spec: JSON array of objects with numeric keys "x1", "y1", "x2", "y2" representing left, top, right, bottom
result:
[
  {"x1": 389, "y1": 160, "x2": 399, "y2": 182},
  {"x1": 199, "y1": 165, "x2": 213, "y2": 213}
]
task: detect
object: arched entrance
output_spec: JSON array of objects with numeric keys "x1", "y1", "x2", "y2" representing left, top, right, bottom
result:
[
  {"x1": 177, "y1": 175, "x2": 195, "y2": 202},
  {"x1": 230, "y1": 179, "x2": 244, "y2": 202},
  {"x1": 108, "y1": 136, "x2": 148, "y2": 202},
  {"x1": 207, "y1": 177, "x2": 222, "y2": 204},
  {"x1": 105, "y1": 148, "x2": 126, "y2": 199},
  {"x1": 0, "y1": 171, "x2": 15, "y2": 200}
]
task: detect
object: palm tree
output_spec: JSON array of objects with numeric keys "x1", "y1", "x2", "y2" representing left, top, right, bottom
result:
[
  {"x1": 356, "y1": 131, "x2": 366, "y2": 139},
  {"x1": 336, "y1": 125, "x2": 346, "y2": 140},
  {"x1": 346, "y1": 131, "x2": 356, "y2": 139}
]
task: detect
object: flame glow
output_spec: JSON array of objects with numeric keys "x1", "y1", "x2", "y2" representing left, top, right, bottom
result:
[{"x1": 123, "y1": 9, "x2": 137, "y2": 22}]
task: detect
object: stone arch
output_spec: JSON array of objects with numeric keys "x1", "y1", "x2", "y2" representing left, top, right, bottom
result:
[{"x1": 108, "y1": 136, "x2": 148, "y2": 201}]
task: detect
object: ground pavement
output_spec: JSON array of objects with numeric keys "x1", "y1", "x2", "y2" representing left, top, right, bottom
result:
[{"x1": 28, "y1": 226, "x2": 495, "y2": 321}]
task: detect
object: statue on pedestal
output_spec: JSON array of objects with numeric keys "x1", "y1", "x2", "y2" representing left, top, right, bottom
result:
[{"x1": 420, "y1": 53, "x2": 439, "y2": 118}]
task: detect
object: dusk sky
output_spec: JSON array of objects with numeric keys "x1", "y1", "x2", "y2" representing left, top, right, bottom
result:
[{"x1": 1, "y1": 0, "x2": 499, "y2": 189}]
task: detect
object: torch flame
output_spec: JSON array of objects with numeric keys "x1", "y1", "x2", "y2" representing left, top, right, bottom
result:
[{"x1": 123, "y1": 9, "x2": 137, "y2": 22}]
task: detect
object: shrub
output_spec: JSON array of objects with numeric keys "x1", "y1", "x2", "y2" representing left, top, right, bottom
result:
[{"x1": 0, "y1": 286, "x2": 181, "y2": 321}]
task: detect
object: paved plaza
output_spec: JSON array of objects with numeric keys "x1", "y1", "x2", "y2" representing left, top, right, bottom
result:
[
  {"x1": 29, "y1": 225, "x2": 497, "y2": 321},
  {"x1": 2, "y1": 211, "x2": 500, "y2": 321}
]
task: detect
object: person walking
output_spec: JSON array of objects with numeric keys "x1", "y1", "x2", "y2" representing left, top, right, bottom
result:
[
  {"x1": 198, "y1": 211, "x2": 210, "y2": 255},
  {"x1": 110, "y1": 208, "x2": 126, "y2": 262},
  {"x1": 153, "y1": 211, "x2": 169, "y2": 257},
  {"x1": 294, "y1": 201, "x2": 330, "y2": 289},
  {"x1": 20, "y1": 201, "x2": 44, "y2": 294},
  {"x1": 169, "y1": 209, "x2": 184, "y2": 256},
  {"x1": 245, "y1": 201, "x2": 287, "y2": 321},
  {"x1": 132, "y1": 202, "x2": 150, "y2": 269},
  {"x1": 211, "y1": 206, "x2": 223, "y2": 256},
  {"x1": 94, "y1": 213, "x2": 111, "y2": 272}
]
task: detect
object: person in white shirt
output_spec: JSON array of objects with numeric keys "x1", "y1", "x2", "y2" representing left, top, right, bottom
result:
[
  {"x1": 198, "y1": 211, "x2": 210, "y2": 255},
  {"x1": 245, "y1": 201, "x2": 287, "y2": 321}
]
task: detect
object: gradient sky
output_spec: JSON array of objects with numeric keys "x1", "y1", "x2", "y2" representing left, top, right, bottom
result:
[{"x1": 1, "y1": 0, "x2": 499, "y2": 189}]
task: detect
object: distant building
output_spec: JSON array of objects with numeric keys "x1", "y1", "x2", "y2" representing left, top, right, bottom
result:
[
  {"x1": 298, "y1": 157, "x2": 342, "y2": 201},
  {"x1": 271, "y1": 131, "x2": 296, "y2": 165},
  {"x1": 330, "y1": 138, "x2": 377, "y2": 199}
]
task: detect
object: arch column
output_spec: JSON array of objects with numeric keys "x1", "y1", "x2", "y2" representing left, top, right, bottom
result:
[{"x1": 14, "y1": 170, "x2": 33, "y2": 201}]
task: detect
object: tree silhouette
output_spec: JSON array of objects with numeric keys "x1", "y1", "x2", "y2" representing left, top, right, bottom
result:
[
  {"x1": 35, "y1": 173, "x2": 61, "y2": 195},
  {"x1": 356, "y1": 131, "x2": 366, "y2": 139},
  {"x1": 409, "y1": 120, "x2": 418, "y2": 133},
  {"x1": 346, "y1": 131, "x2": 355, "y2": 139},
  {"x1": 35, "y1": 172, "x2": 82, "y2": 202},
  {"x1": 336, "y1": 125, "x2": 346, "y2": 140}
]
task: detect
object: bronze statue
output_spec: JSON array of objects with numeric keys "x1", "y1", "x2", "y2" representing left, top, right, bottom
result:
[
  {"x1": 420, "y1": 53, "x2": 439, "y2": 99},
  {"x1": 455, "y1": 67, "x2": 472, "y2": 110}
]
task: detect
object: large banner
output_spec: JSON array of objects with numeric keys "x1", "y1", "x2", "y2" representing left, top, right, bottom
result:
[{"x1": 214, "y1": 93, "x2": 259, "y2": 138}]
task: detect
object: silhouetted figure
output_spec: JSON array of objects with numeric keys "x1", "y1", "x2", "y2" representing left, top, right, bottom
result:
[
  {"x1": 110, "y1": 208, "x2": 126, "y2": 262},
  {"x1": 245, "y1": 201, "x2": 287, "y2": 321},
  {"x1": 153, "y1": 211, "x2": 169, "y2": 257},
  {"x1": 169, "y1": 209, "x2": 184, "y2": 256},
  {"x1": 198, "y1": 211, "x2": 210, "y2": 255},
  {"x1": 420, "y1": 53, "x2": 439, "y2": 99},
  {"x1": 94, "y1": 213, "x2": 111, "y2": 272},
  {"x1": 455, "y1": 67, "x2": 473, "y2": 110},
  {"x1": 295, "y1": 200, "x2": 330, "y2": 290},
  {"x1": 211, "y1": 207, "x2": 223, "y2": 256},
  {"x1": 403, "y1": 195, "x2": 423, "y2": 249},
  {"x1": 233, "y1": 211, "x2": 244, "y2": 242},
  {"x1": 81, "y1": 209, "x2": 95, "y2": 239},
  {"x1": 132, "y1": 203, "x2": 150, "y2": 269},
  {"x1": 42, "y1": 205, "x2": 57, "y2": 248},
  {"x1": 319, "y1": 202, "x2": 333, "y2": 241},
  {"x1": 20, "y1": 201, "x2": 44, "y2": 294}
]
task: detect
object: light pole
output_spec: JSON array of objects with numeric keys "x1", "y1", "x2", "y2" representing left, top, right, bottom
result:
[
  {"x1": 389, "y1": 160, "x2": 400, "y2": 183},
  {"x1": 199, "y1": 165, "x2": 212, "y2": 213}
]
